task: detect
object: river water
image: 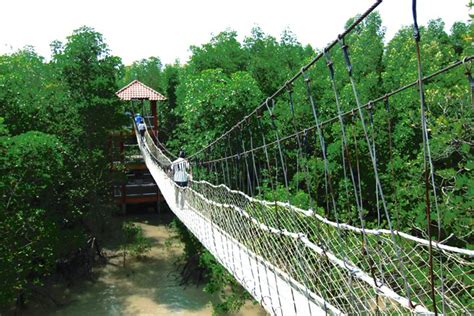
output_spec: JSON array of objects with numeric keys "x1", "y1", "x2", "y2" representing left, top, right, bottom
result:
[{"x1": 20, "y1": 214, "x2": 267, "y2": 316}]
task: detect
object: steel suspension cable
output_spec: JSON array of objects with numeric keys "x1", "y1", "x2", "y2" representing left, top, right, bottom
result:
[
  {"x1": 186, "y1": 0, "x2": 383, "y2": 160},
  {"x1": 197, "y1": 56, "x2": 473, "y2": 166},
  {"x1": 337, "y1": 34, "x2": 415, "y2": 309},
  {"x1": 412, "y1": 0, "x2": 447, "y2": 313}
]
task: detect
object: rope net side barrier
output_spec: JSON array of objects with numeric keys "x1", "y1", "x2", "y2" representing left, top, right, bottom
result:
[
  {"x1": 137, "y1": 130, "x2": 342, "y2": 315},
  {"x1": 137, "y1": 93, "x2": 472, "y2": 315},
  {"x1": 132, "y1": 1, "x2": 472, "y2": 314}
]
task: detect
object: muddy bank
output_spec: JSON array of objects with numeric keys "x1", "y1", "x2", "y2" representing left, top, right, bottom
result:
[{"x1": 15, "y1": 213, "x2": 267, "y2": 316}]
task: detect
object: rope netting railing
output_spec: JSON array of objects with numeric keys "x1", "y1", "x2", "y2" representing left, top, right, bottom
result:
[
  {"x1": 139, "y1": 106, "x2": 473, "y2": 315},
  {"x1": 134, "y1": 0, "x2": 472, "y2": 314}
]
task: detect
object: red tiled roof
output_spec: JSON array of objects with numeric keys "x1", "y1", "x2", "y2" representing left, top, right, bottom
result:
[{"x1": 116, "y1": 80, "x2": 167, "y2": 101}]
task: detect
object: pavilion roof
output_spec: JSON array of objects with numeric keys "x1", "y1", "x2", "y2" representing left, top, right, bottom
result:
[{"x1": 116, "y1": 80, "x2": 166, "y2": 101}]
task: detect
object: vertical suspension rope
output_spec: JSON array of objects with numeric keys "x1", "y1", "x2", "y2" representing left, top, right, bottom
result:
[
  {"x1": 412, "y1": 1, "x2": 441, "y2": 313},
  {"x1": 247, "y1": 124, "x2": 279, "y2": 315},
  {"x1": 287, "y1": 83, "x2": 315, "y2": 316},
  {"x1": 301, "y1": 69, "x2": 346, "y2": 314},
  {"x1": 288, "y1": 83, "x2": 315, "y2": 210},
  {"x1": 226, "y1": 135, "x2": 237, "y2": 189},
  {"x1": 265, "y1": 98, "x2": 299, "y2": 315},
  {"x1": 239, "y1": 126, "x2": 254, "y2": 196},
  {"x1": 224, "y1": 147, "x2": 232, "y2": 189},
  {"x1": 367, "y1": 102, "x2": 383, "y2": 315},
  {"x1": 242, "y1": 126, "x2": 266, "y2": 302},
  {"x1": 267, "y1": 99, "x2": 290, "y2": 197},
  {"x1": 325, "y1": 51, "x2": 353, "y2": 208},
  {"x1": 248, "y1": 126, "x2": 261, "y2": 196},
  {"x1": 215, "y1": 154, "x2": 240, "y2": 280},
  {"x1": 256, "y1": 115, "x2": 284, "y2": 315},
  {"x1": 302, "y1": 67, "x2": 358, "y2": 312},
  {"x1": 338, "y1": 34, "x2": 414, "y2": 310},
  {"x1": 220, "y1": 159, "x2": 227, "y2": 188},
  {"x1": 464, "y1": 58, "x2": 474, "y2": 109},
  {"x1": 384, "y1": 97, "x2": 399, "y2": 230},
  {"x1": 302, "y1": 70, "x2": 336, "y2": 222},
  {"x1": 350, "y1": 112, "x2": 364, "y2": 222},
  {"x1": 325, "y1": 48, "x2": 377, "y2": 312},
  {"x1": 324, "y1": 50, "x2": 366, "y2": 228}
]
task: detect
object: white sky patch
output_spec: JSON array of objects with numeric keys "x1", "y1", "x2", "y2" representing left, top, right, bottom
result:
[{"x1": 0, "y1": 0, "x2": 470, "y2": 65}]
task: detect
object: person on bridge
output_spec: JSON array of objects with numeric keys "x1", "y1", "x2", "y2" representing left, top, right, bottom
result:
[
  {"x1": 134, "y1": 113, "x2": 143, "y2": 125},
  {"x1": 137, "y1": 121, "x2": 146, "y2": 140},
  {"x1": 170, "y1": 150, "x2": 191, "y2": 209}
]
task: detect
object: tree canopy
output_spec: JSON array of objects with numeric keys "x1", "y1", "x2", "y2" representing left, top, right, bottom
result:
[
  {"x1": 0, "y1": 26, "x2": 125, "y2": 307},
  {"x1": 0, "y1": 10, "x2": 472, "y2": 314}
]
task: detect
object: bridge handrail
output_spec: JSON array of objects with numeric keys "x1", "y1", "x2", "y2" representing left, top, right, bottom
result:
[
  {"x1": 136, "y1": 118, "x2": 473, "y2": 314},
  {"x1": 191, "y1": 179, "x2": 474, "y2": 257},
  {"x1": 138, "y1": 120, "x2": 473, "y2": 257}
]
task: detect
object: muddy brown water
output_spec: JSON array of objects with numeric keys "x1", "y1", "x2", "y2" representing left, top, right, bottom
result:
[{"x1": 17, "y1": 213, "x2": 267, "y2": 316}]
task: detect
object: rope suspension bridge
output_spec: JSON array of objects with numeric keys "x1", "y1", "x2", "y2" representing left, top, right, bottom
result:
[{"x1": 129, "y1": 1, "x2": 473, "y2": 314}]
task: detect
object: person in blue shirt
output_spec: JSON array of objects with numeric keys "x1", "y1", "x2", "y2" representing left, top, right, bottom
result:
[{"x1": 134, "y1": 113, "x2": 143, "y2": 125}]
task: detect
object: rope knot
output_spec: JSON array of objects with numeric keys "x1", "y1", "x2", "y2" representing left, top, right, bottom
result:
[
  {"x1": 367, "y1": 101, "x2": 374, "y2": 111},
  {"x1": 351, "y1": 108, "x2": 357, "y2": 121},
  {"x1": 384, "y1": 96, "x2": 390, "y2": 112},
  {"x1": 300, "y1": 66, "x2": 307, "y2": 76}
]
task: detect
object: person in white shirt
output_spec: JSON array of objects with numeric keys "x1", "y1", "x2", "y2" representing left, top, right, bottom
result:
[
  {"x1": 170, "y1": 150, "x2": 191, "y2": 209},
  {"x1": 137, "y1": 121, "x2": 146, "y2": 140}
]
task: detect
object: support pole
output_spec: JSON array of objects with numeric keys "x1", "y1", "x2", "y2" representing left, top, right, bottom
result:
[
  {"x1": 120, "y1": 133, "x2": 126, "y2": 213},
  {"x1": 151, "y1": 100, "x2": 158, "y2": 142}
]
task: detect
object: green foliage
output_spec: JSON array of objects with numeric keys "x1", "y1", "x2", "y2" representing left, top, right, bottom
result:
[
  {"x1": 189, "y1": 30, "x2": 249, "y2": 75},
  {"x1": 244, "y1": 27, "x2": 313, "y2": 95},
  {"x1": 450, "y1": 22, "x2": 473, "y2": 56},
  {"x1": 0, "y1": 208, "x2": 59, "y2": 305},
  {"x1": 52, "y1": 26, "x2": 126, "y2": 144},
  {"x1": 118, "y1": 56, "x2": 163, "y2": 89},
  {"x1": 0, "y1": 131, "x2": 66, "y2": 306},
  {"x1": 172, "y1": 69, "x2": 264, "y2": 154},
  {"x1": 0, "y1": 48, "x2": 70, "y2": 136},
  {"x1": 378, "y1": 19, "x2": 473, "y2": 238},
  {"x1": 121, "y1": 222, "x2": 152, "y2": 262},
  {"x1": 0, "y1": 117, "x2": 8, "y2": 136},
  {"x1": 0, "y1": 26, "x2": 125, "y2": 307},
  {"x1": 200, "y1": 250, "x2": 251, "y2": 315}
]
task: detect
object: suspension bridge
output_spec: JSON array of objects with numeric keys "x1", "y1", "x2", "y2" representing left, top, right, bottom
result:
[{"x1": 119, "y1": 1, "x2": 473, "y2": 314}]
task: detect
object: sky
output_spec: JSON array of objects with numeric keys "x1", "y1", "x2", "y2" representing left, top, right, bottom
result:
[{"x1": 0, "y1": 0, "x2": 470, "y2": 66}]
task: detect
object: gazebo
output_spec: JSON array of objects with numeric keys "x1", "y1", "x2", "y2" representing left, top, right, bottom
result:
[
  {"x1": 116, "y1": 79, "x2": 167, "y2": 138},
  {"x1": 113, "y1": 80, "x2": 167, "y2": 213}
]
